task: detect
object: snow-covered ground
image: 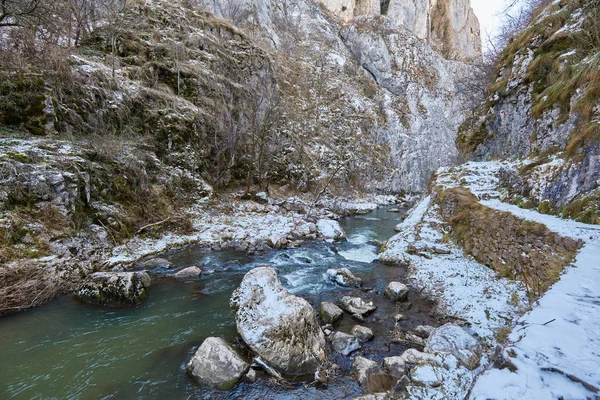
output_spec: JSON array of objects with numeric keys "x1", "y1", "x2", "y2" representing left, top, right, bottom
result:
[
  {"x1": 471, "y1": 200, "x2": 600, "y2": 399},
  {"x1": 381, "y1": 161, "x2": 600, "y2": 399}
]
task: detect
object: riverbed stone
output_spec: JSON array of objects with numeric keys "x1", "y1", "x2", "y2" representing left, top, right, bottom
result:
[
  {"x1": 75, "y1": 271, "x2": 151, "y2": 307},
  {"x1": 399, "y1": 348, "x2": 441, "y2": 367},
  {"x1": 384, "y1": 282, "x2": 409, "y2": 302},
  {"x1": 383, "y1": 356, "x2": 406, "y2": 377},
  {"x1": 326, "y1": 268, "x2": 362, "y2": 287},
  {"x1": 414, "y1": 325, "x2": 436, "y2": 338},
  {"x1": 320, "y1": 302, "x2": 344, "y2": 325},
  {"x1": 339, "y1": 296, "x2": 376, "y2": 319},
  {"x1": 424, "y1": 323, "x2": 481, "y2": 370},
  {"x1": 329, "y1": 331, "x2": 362, "y2": 356},
  {"x1": 316, "y1": 219, "x2": 346, "y2": 241},
  {"x1": 174, "y1": 266, "x2": 203, "y2": 280},
  {"x1": 140, "y1": 257, "x2": 171, "y2": 269},
  {"x1": 230, "y1": 266, "x2": 327, "y2": 376},
  {"x1": 186, "y1": 337, "x2": 249, "y2": 390},
  {"x1": 351, "y1": 325, "x2": 374, "y2": 342},
  {"x1": 352, "y1": 356, "x2": 396, "y2": 393}
]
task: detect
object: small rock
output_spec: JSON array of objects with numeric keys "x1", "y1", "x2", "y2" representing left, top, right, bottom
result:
[
  {"x1": 326, "y1": 268, "x2": 362, "y2": 287},
  {"x1": 393, "y1": 313, "x2": 407, "y2": 322},
  {"x1": 352, "y1": 356, "x2": 396, "y2": 393},
  {"x1": 384, "y1": 282, "x2": 409, "y2": 302},
  {"x1": 245, "y1": 368, "x2": 259, "y2": 383},
  {"x1": 174, "y1": 266, "x2": 203, "y2": 280},
  {"x1": 186, "y1": 337, "x2": 249, "y2": 390},
  {"x1": 388, "y1": 208, "x2": 401, "y2": 213},
  {"x1": 339, "y1": 296, "x2": 376, "y2": 318},
  {"x1": 320, "y1": 302, "x2": 344, "y2": 325},
  {"x1": 329, "y1": 331, "x2": 362, "y2": 356},
  {"x1": 140, "y1": 257, "x2": 171, "y2": 269},
  {"x1": 414, "y1": 325, "x2": 435, "y2": 339},
  {"x1": 351, "y1": 325, "x2": 374, "y2": 342}
]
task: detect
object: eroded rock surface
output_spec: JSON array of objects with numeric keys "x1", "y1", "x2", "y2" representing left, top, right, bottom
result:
[
  {"x1": 230, "y1": 267, "x2": 327, "y2": 376},
  {"x1": 75, "y1": 271, "x2": 151, "y2": 307}
]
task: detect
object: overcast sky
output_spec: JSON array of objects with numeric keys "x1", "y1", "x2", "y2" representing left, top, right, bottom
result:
[{"x1": 471, "y1": 0, "x2": 507, "y2": 52}]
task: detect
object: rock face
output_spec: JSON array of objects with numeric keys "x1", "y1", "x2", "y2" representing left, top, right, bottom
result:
[
  {"x1": 384, "y1": 282, "x2": 409, "y2": 301},
  {"x1": 424, "y1": 323, "x2": 481, "y2": 370},
  {"x1": 318, "y1": 0, "x2": 481, "y2": 62},
  {"x1": 326, "y1": 268, "x2": 362, "y2": 287},
  {"x1": 320, "y1": 302, "x2": 344, "y2": 325},
  {"x1": 75, "y1": 271, "x2": 151, "y2": 307},
  {"x1": 186, "y1": 337, "x2": 249, "y2": 389},
  {"x1": 340, "y1": 16, "x2": 479, "y2": 192},
  {"x1": 230, "y1": 267, "x2": 327, "y2": 376}
]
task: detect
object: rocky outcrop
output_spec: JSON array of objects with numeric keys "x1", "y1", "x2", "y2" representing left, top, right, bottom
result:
[
  {"x1": 186, "y1": 337, "x2": 249, "y2": 389},
  {"x1": 341, "y1": 16, "x2": 479, "y2": 192},
  {"x1": 74, "y1": 271, "x2": 151, "y2": 307},
  {"x1": 230, "y1": 267, "x2": 327, "y2": 376}
]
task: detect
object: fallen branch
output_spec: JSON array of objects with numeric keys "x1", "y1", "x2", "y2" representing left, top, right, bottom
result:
[{"x1": 136, "y1": 216, "x2": 173, "y2": 234}]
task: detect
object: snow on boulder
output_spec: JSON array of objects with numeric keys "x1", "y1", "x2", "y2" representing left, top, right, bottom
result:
[
  {"x1": 329, "y1": 331, "x2": 362, "y2": 356},
  {"x1": 424, "y1": 323, "x2": 481, "y2": 370},
  {"x1": 384, "y1": 281, "x2": 409, "y2": 301},
  {"x1": 230, "y1": 266, "x2": 327, "y2": 376},
  {"x1": 326, "y1": 268, "x2": 362, "y2": 287},
  {"x1": 186, "y1": 337, "x2": 249, "y2": 389},
  {"x1": 75, "y1": 271, "x2": 151, "y2": 307},
  {"x1": 339, "y1": 296, "x2": 377, "y2": 321},
  {"x1": 316, "y1": 219, "x2": 346, "y2": 241}
]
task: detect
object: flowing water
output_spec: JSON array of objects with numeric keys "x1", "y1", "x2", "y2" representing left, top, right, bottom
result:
[{"x1": 0, "y1": 205, "x2": 440, "y2": 400}]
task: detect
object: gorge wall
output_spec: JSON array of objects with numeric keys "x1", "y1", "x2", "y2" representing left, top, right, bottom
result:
[{"x1": 316, "y1": 0, "x2": 482, "y2": 62}]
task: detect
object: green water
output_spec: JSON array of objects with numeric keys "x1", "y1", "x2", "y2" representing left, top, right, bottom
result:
[{"x1": 0, "y1": 205, "x2": 426, "y2": 400}]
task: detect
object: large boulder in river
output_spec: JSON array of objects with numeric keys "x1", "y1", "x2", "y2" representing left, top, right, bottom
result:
[
  {"x1": 230, "y1": 266, "x2": 327, "y2": 376},
  {"x1": 75, "y1": 271, "x2": 151, "y2": 306},
  {"x1": 186, "y1": 337, "x2": 249, "y2": 390},
  {"x1": 316, "y1": 219, "x2": 346, "y2": 241}
]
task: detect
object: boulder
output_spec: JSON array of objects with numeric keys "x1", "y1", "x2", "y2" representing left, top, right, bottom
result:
[
  {"x1": 414, "y1": 325, "x2": 435, "y2": 339},
  {"x1": 352, "y1": 356, "x2": 396, "y2": 393},
  {"x1": 424, "y1": 323, "x2": 481, "y2": 370},
  {"x1": 320, "y1": 302, "x2": 344, "y2": 325},
  {"x1": 230, "y1": 267, "x2": 327, "y2": 376},
  {"x1": 339, "y1": 296, "x2": 376, "y2": 320},
  {"x1": 410, "y1": 365, "x2": 442, "y2": 388},
  {"x1": 399, "y1": 349, "x2": 441, "y2": 367},
  {"x1": 325, "y1": 268, "x2": 362, "y2": 287},
  {"x1": 316, "y1": 219, "x2": 346, "y2": 241},
  {"x1": 383, "y1": 356, "x2": 406, "y2": 377},
  {"x1": 384, "y1": 282, "x2": 409, "y2": 302},
  {"x1": 351, "y1": 325, "x2": 374, "y2": 342},
  {"x1": 75, "y1": 271, "x2": 151, "y2": 307},
  {"x1": 186, "y1": 337, "x2": 249, "y2": 390},
  {"x1": 329, "y1": 331, "x2": 362, "y2": 356},
  {"x1": 174, "y1": 266, "x2": 203, "y2": 280},
  {"x1": 140, "y1": 257, "x2": 171, "y2": 269}
]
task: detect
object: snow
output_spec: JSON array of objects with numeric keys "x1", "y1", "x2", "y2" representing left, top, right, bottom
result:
[
  {"x1": 381, "y1": 160, "x2": 600, "y2": 399},
  {"x1": 471, "y1": 200, "x2": 600, "y2": 399}
]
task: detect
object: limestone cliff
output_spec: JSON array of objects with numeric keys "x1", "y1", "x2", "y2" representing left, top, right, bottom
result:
[{"x1": 316, "y1": 0, "x2": 482, "y2": 62}]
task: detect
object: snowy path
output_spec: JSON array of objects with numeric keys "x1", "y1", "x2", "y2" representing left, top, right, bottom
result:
[{"x1": 471, "y1": 200, "x2": 600, "y2": 400}]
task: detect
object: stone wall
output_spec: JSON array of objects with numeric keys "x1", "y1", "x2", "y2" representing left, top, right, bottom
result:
[{"x1": 436, "y1": 187, "x2": 581, "y2": 295}]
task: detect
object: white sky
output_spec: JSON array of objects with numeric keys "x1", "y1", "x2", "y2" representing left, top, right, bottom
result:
[{"x1": 471, "y1": 0, "x2": 507, "y2": 52}]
